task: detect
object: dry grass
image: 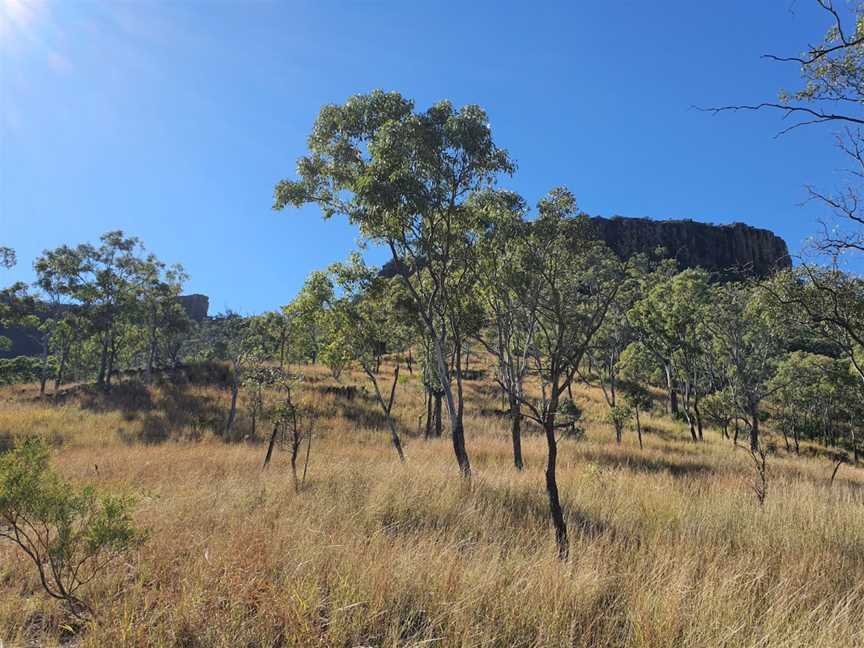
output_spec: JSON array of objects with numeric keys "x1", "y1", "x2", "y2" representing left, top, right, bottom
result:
[{"x1": 1, "y1": 362, "x2": 863, "y2": 647}]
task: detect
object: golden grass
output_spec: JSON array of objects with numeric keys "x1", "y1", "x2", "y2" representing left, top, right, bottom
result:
[{"x1": 1, "y1": 363, "x2": 863, "y2": 647}]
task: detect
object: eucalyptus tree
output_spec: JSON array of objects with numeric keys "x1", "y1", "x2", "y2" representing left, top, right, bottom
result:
[
  {"x1": 202, "y1": 313, "x2": 269, "y2": 439},
  {"x1": 34, "y1": 231, "x2": 149, "y2": 389},
  {"x1": 709, "y1": 0, "x2": 864, "y2": 256},
  {"x1": 326, "y1": 255, "x2": 409, "y2": 462},
  {"x1": 471, "y1": 189, "x2": 532, "y2": 468},
  {"x1": 581, "y1": 256, "x2": 646, "y2": 443},
  {"x1": 274, "y1": 91, "x2": 514, "y2": 478},
  {"x1": 138, "y1": 256, "x2": 188, "y2": 382},
  {"x1": 623, "y1": 383, "x2": 653, "y2": 449},
  {"x1": 627, "y1": 268, "x2": 708, "y2": 416},
  {"x1": 286, "y1": 270, "x2": 334, "y2": 365},
  {"x1": 705, "y1": 283, "x2": 783, "y2": 452},
  {"x1": 258, "y1": 309, "x2": 296, "y2": 369},
  {"x1": 770, "y1": 351, "x2": 859, "y2": 459},
  {"x1": 513, "y1": 188, "x2": 625, "y2": 558},
  {"x1": 765, "y1": 266, "x2": 864, "y2": 392},
  {"x1": 701, "y1": 388, "x2": 738, "y2": 441},
  {"x1": 0, "y1": 247, "x2": 32, "y2": 354},
  {"x1": 0, "y1": 247, "x2": 15, "y2": 269}
]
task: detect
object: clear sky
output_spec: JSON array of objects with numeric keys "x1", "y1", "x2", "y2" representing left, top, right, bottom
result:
[{"x1": 0, "y1": 0, "x2": 853, "y2": 314}]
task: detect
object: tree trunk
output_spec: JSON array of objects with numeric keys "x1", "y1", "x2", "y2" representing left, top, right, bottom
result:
[
  {"x1": 432, "y1": 337, "x2": 470, "y2": 477},
  {"x1": 225, "y1": 379, "x2": 239, "y2": 437},
  {"x1": 664, "y1": 362, "x2": 678, "y2": 415},
  {"x1": 543, "y1": 404, "x2": 568, "y2": 560},
  {"x1": 105, "y1": 342, "x2": 116, "y2": 388},
  {"x1": 365, "y1": 366, "x2": 406, "y2": 462},
  {"x1": 749, "y1": 400, "x2": 759, "y2": 452},
  {"x1": 145, "y1": 321, "x2": 157, "y2": 384},
  {"x1": 781, "y1": 426, "x2": 790, "y2": 452},
  {"x1": 54, "y1": 345, "x2": 67, "y2": 393},
  {"x1": 39, "y1": 336, "x2": 49, "y2": 397},
  {"x1": 424, "y1": 388, "x2": 433, "y2": 439},
  {"x1": 510, "y1": 394, "x2": 524, "y2": 470},
  {"x1": 97, "y1": 335, "x2": 109, "y2": 386},
  {"x1": 635, "y1": 408, "x2": 643, "y2": 450},
  {"x1": 263, "y1": 423, "x2": 279, "y2": 468},
  {"x1": 433, "y1": 392, "x2": 443, "y2": 437},
  {"x1": 693, "y1": 393, "x2": 703, "y2": 441}
]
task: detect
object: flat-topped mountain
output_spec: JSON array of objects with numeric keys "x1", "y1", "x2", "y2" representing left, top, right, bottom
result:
[
  {"x1": 378, "y1": 216, "x2": 791, "y2": 280},
  {"x1": 590, "y1": 216, "x2": 791, "y2": 278}
]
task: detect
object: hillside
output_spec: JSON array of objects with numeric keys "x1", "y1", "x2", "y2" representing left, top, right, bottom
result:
[{"x1": 1, "y1": 361, "x2": 861, "y2": 647}]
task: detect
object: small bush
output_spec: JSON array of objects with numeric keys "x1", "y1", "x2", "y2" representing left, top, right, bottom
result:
[{"x1": 0, "y1": 439, "x2": 143, "y2": 618}]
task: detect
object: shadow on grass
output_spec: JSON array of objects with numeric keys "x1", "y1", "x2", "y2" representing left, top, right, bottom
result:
[
  {"x1": 56, "y1": 378, "x2": 228, "y2": 445},
  {"x1": 473, "y1": 481, "x2": 611, "y2": 540},
  {"x1": 580, "y1": 449, "x2": 715, "y2": 479}
]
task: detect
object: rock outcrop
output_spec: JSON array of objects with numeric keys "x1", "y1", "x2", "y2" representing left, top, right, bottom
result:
[
  {"x1": 380, "y1": 216, "x2": 791, "y2": 280},
  {"x1": 589, "y1": 217, "x2": 791, "y2": 278}
]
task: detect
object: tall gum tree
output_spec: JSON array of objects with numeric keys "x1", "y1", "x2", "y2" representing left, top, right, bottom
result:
[
  {"x1": 274, "y1": 91, "x2": 515, "y2": 478},
  {"x1": 513, "y1": 188, "x2": 625, "y2": 558}
]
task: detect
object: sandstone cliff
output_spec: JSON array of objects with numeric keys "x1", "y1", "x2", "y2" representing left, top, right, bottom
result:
[{"x1": 589, "y1": 217, "x2": 790, "y2": 278}]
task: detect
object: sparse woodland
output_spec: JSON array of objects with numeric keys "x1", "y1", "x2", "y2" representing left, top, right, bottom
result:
[{"x1": 2, "y1": 2, "x2": 864, "y2": 646}]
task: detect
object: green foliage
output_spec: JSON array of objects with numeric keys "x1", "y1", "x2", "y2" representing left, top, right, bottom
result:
[
  {"x1": 0, "y1": 355, "x2": 57, "y2": 385},
  {"x1": 0, "y1": 439, "x2": 142, "y2": 617}
]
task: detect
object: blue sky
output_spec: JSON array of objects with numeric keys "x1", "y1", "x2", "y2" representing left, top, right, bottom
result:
[{"x1": 0, "y1": 0, "x2": 853, "y2": 314}]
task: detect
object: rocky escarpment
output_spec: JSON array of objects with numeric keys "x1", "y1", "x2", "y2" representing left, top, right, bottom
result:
[
  {"x1": 589, "y1": 217, "x2": 791, "y2": 278},
  {"x1": 380, "y1": 216, "x2": 791, "y2": 280}
]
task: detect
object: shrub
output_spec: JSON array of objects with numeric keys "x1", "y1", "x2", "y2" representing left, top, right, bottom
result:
[{"x1": 0, "y1": 439, "x2": 143, "y2": 618}]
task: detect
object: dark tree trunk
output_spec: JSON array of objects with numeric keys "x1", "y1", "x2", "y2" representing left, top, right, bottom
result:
[
  {"x1": 433, "y1": 391, "x2": 443, "y2": 438},
  {"x1": 424, "y1": 388, "x2": 433, "y2": 440},
  {"x1": 543, "y1": 405, "x2": 568, "y2": 560},
  {"x1": 263, "y1": 423, "x2": 279, "y2": 468},
  {"x1": 452, "y1": 419, "x2": 470, "y2": 477},
  {"x1": 733, "y1": 418, "x2": 740, "y2": 446},
  {"x1": 664, "y1": 363, "x2": 678, "y2": 415},
  {"x1": 432, "y1": 337, "x2": 470, "y2": 477},
  {"x1": 39, "y1": 337, "x2": 49, "y2": 397},
  {"x1": 693, "y1": 394, "x2": 703, "y2": 441},
  {"x1": 225, "y1": 379, "x2": 239, "y2": 437},
  {"x1": 635, "y1": 408, "x2": 643, "y2": 450},
  {"x1": 510, "y1": 394, "x2": 524, "y2": 470},
  {"x1": 749, "y1": 400, "x2": 759, "y2": 452},
  {"x1": 781, "y1": 427, "x2": 790, "y2": 452},
  {"x1": 365, "y1": 366, "x2": 406, "y2": 462},
  {"x1": 54, "y1": 345, "x2": 67, "y2": 393},
  {"x1": 145, "y1": 321, "x2": 157, "y2": 384},
  {"x1": 97, "y1": 336, "x2": 109, "y2": 386},
  {"x1": 105, "y1": 343, "x2": 116, "y2": 388}
]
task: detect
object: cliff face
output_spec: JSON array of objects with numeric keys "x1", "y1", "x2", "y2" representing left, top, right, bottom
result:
[
  {"x1": 380, "y1": 216, "x2": 791, "y2": 280},
  {"x1": 590, "y1": 217, "x2": 791, "y2": 278},
  {"x1": 591, "y1": 216, "x2": 792, "y2": 278},
  {"x1": 178, "y1": 294, "x2": 209, "y2": 323}
]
